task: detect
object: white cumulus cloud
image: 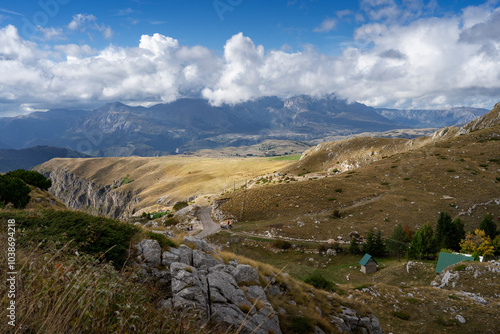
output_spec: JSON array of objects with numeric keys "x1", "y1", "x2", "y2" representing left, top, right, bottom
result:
[{"x1": 0, "y1": 2, "x2": 499, "y2": 116}]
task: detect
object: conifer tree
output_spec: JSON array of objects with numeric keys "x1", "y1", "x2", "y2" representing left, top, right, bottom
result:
[
  {"x1": 480, "y1": 214, "x2": 497, "y2": 240},
  {"x1": 387, "y1": 224, "x2": 409, "y2": 261},
  {"x1": 435, "y1": 211, "x2": 453, "y2": 249}
]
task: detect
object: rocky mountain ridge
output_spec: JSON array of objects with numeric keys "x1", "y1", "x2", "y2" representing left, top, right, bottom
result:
[
  {"x1": 293, "y1": 102, "x2": 500, "y2": 175},
  {"x1": 375, "y1": 106, "x2": 488, "y2": 128},
  {"x1": 0, "y1": 145, "x2": 88, "y2": 173},
  {"x1": 0, "y1": 96, "x2": 487, "y2": 156}
]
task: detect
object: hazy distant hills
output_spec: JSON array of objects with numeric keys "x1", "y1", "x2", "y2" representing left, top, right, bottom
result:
[
  {"x1": 0, "y1": 96, "x2": 489, "y2": 157},
  {"x1": 0, "y1": 146, "x2": 89, "y2": 173},
  {"x1": 375, "y1": 107, "x2": 488, "y2": 128}
]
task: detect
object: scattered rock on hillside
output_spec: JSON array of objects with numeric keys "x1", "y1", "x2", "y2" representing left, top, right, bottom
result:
[
  {"x1": 431, "y1": 261, "x2": 500, "y2": 301},
  {"x1": 133, "y1": 237, "x2": 383, "y2": 334}
]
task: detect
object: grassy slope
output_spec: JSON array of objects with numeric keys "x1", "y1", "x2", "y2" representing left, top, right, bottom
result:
[
  {"x1": 217, "y1": 122, "x2": 500, "y2": 240},
  {"x1": 39, "y1": 156, "x2": 296, "y2": 213},
  {"x1": 209, "y1": 233, "x2": 499, "y2": 334}
]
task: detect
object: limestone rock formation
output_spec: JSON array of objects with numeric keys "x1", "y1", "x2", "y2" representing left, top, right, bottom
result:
[{"x1": 133, "y1": 237, "x2": 383, "y2": 334}]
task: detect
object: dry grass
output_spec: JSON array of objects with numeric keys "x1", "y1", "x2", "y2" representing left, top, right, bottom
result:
[
  {"x1": 39, "y1": 156, "x2": 295, "y2": 214},
  {"x1": 217, "y1": 124, "x2": 500, "y2": 240},
  {"x1": 0, "y1": 225, "x2": 222, "y2": 334}
]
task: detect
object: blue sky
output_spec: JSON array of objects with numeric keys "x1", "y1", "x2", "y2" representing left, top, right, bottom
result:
[{"x1": 0, "y1": 0, "x2": 499, "y2": 116}]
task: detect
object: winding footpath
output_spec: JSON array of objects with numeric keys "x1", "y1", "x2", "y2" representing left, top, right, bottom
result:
[{"x1": 196, "y1": 206, "x2": 220, "y2": 238}]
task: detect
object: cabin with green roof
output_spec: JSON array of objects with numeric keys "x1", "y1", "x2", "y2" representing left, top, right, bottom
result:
[
  {"x1": 359, "y1": 253, "x2": 378, "y2": 274},
  {"x1": 435, "y1": 252, "x2": 474, "y2": 273}
]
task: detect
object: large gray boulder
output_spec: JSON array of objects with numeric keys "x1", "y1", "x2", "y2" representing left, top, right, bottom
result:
[
  {"x1": 193, "y1": 249, "x2": 221, "y2": 270},
  {"x1": 184, "y1": 236, "x2": 216, "y2": 253},
  {"x1": 208, "y1": 271, "x2": 281, "y2": 334},
  {"x1": 332, "y1": 306, "x2": 382, "y2": 334},
  {"x1": 135, "y1": 239, "x2": 162, "y2": 266},
  {"x1": 233, "y1": 264, "x2": 260, "y2": 285},
  {"x1": 161, "y1": 250, "x2": 180, "y2": 267},
  {"x1": 170, "y1": 262, "x2": 208, "y2": 315}
]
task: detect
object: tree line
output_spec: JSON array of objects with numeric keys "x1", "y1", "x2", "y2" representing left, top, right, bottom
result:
[
  {"x1": 0, "y1": 169, "x2": 52, "y2": 209},
  {"x1": 349, "y1": 212, "x2": 499, "y2": 260}
]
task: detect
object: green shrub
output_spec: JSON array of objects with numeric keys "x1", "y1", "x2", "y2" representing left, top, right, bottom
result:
[
  {"x1": 15, "y1": 209, "x2": 140, "y2": 268},
  {"x1": 121, "y1": 174, "x2": 134, "y2": 185},
  {"x1": 335, "y1": 188, "x2": 343, "y2": 193},
  {"x1": 289, "y1": 316, "x2": 314, "y2": 334},
  {"x1": 5, "y1": 169, "x2": 52, "y2": 190},
  {"x1": 173, "y1": 201, "x2": 189, "y2": 211},
  {"x1": 304, "y1": 273, "x2": 334, "y2": 291},
  {"x1": 454, "y1": 264, "x2": 467, "y2": 271},
  {"x1": 146, "y1": 231, "x2": 176, "y2": 250},
  {"x1": 272, "y1": 239, "x2": 292, "y2": 250},
  {"x1": 392, "y1": 311, "x2": 410, "y2": 320},
  {"x1": 331, "y1": 209, "x2": 341, "y2": 219},
  {"x1": 0, "y1": 175, "x2": 31, "y2": 208}
]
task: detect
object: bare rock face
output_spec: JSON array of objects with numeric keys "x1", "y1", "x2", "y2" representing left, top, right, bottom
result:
[
  {"x1": 134, "y1": 236, "x2": 382, "y2": 334},
  {"x1": 135, "y1": 239, "x2": 162, "y2": 266},
  {"x1": 233, "y1": 264, "x2": 259, "y2": 285},
  {"x1": 170, "y1": 262, "x2": 208, "y2": 313},
  {"x1": 39, "y1": 168, "x2": 139, "y2": 219}
]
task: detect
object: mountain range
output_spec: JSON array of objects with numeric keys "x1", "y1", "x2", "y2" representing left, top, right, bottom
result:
[
  {"x1": 0, "y1": 95, "x2": 488, "y2": 157},
  {"x1": 0, "y1": 146, "x2": 88, "y2": 173}
]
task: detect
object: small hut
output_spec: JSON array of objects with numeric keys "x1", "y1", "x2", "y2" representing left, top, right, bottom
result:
[{"x1": 359, "y1": 254, "x2": 378, "y2": 274}]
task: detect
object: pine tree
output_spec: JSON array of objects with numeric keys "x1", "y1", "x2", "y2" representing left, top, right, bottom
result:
[
  {"x1": 436, "y1": 211, "x2": 453, "y2": 249},
  {"x1": 374, "y1": 231, "x2": 386, "y2": 257},
  {"x1": 410, "y1": 223, "x2": 436, "y2": 259},
  {"x1": 363, "y1": 230, "x2": 386, "y2": 257},
  {"x1": 387, "y1": 225, "x2": 409, "y2": 261},
  {"x1": 349, "y1": 237, "x2": 361, "y2": 254},
  {"x1": 449, "y1": 218, "x2": 465, "y2": 251},
  {"x1": 480, "y1": 214, "x2": 497, "y2": 240}
]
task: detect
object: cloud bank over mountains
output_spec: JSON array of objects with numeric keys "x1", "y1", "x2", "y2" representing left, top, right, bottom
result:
[{"x1": 0, "y1": 1, "x2": 499, "y2": 116}]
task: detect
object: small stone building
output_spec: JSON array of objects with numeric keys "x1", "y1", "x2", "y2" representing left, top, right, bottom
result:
[{"x1": 359, "y1": 253, "x2": 378, "y2": 274}]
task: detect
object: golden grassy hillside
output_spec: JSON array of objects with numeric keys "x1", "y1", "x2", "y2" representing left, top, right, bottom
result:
[
  {"x1": 216, "y1": 105, "x2": 500, "y2": 240},
  {"x1": 40, "y1": 156, "x2": 296, "y2": 214}
]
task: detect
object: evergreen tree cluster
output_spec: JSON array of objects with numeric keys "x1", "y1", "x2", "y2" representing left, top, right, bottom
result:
[
  {"x1": 362, "y1": 230, "x2": 386, "y2": 257},
  {"x1": 0, "y1": 169, "x2": 51, "y2": 209}
]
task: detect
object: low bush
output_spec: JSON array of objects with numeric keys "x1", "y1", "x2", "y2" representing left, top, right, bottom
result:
[
  {"x1": 173, "y1": 201, "x2": 189, "y2": 211},
  {"x1": 289, "y1": 316, "x2": 314, "y2": 334},
  {"x1": 5, "y1": 169, "x2": 52, "y2": 190},
  {"x1": 146, "y1": 231, "x2": 176, "y2": 250},
  {"x1": 9, "y1": 209, "x2": 140, "y2": 268},
  {"x1": 0, "y1": 175, "x2": 31, "y2": 208},
  {"x1": 272, "y1": 239, "x2": 292, "y2": 250},
  {"x1": 392, "y1": 311, "x2": 410, "y2": 320},
  {"x1": 304, "y1": 273, "x2": 334, "y2": 291}
]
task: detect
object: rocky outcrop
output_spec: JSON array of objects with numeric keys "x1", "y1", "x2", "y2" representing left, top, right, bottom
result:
[
  {"x1": 134, "y1": 236, "x2": 383, "y2": 334},
  {"x1": 37, "y1": 167, "x2": 139, "y2": 219},
  {"x1": 135, "y1": 237, "x2": 282, "y2": 334},
  {"x1": 331, "y1": 307, "x2": 382, "y2": 334}
]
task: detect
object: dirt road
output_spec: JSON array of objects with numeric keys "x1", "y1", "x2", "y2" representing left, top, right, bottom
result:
[{"x1": 196, "y1": 207, "x2": 220, "y2": 238}]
